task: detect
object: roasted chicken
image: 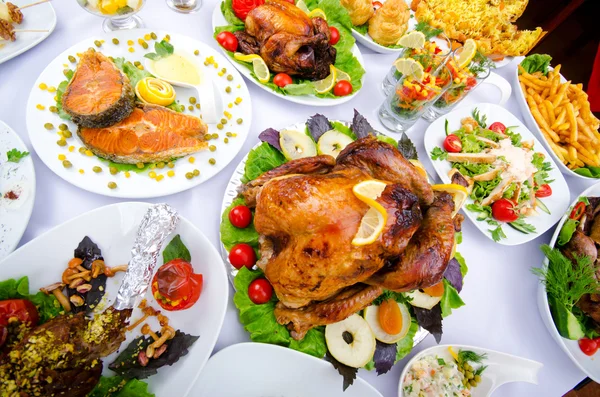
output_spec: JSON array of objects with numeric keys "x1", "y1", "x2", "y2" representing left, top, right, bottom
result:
[
  {"x1": 243, "y1": 136, "x2": 459, "y2": 339},
  {"x1": 233, "y1": 0, "x2": 336, "y2": 80}
]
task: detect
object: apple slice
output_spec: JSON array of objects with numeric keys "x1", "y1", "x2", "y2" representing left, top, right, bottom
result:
[
  {"x1": 405, "y1": 289, "x2": 442, "y2": 310},
  {"x1": 279, "y1": 129, "x2": 317, "y2": 161},
  {"x1": 317, "y1": 129, "x2": 354, "y2": 158},
  {"x1": 325, "y1": 314, "x2": 376, "y2": 368}
]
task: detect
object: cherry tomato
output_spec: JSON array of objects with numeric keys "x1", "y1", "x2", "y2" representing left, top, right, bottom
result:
[
  {"x1": 229, "y1": 243, "x2": 257, "y2": 269},
  {"x1": 329, "y1": 26, "x2": 340, "y2": 45},
  {"x1": 229, "y1": 205, "x2": 253, "y2": 228},
  {"x1": 248, "y1": 278, "x2": 273, "y2": 304},
  {"x1": 216, "y1": 31, "x2": 238, "y2": 52},
  {"x1": 0, "y1": 299, "x2": 40, "y2": 347},
  {"x1": 333, "y1": 80, "x2": 353, "y2": 97},
  {"x1": 231, "y1": 0, "x2": 264, "y2": 20},
  {"x1": 151, "y1": 259, "x2": 203, "y2": 311},
  {"x1": 273, "y1": 73, "x2": 293, "y2": 88},
  {"x1": 535, "y1": 184, "x2": 552, "y2": 198},
  {"x1": 570, "y1": 201, "x2": 586, "y2": 221},
  {"x1": 489, "y1": 121, "x2": 506, "y2": 135},
  {"x1": 579, "y1": 338, "x2": 599, "y2": 356},
  {"x1": 491, "y1": 199, "x2": 519, "y2": 222},
  {"x1": 373, "y1": 1, "x2": 383, "y2": 9},
  {"x1": 443, "y1": 134, "x2": 462, "y2": 153}
]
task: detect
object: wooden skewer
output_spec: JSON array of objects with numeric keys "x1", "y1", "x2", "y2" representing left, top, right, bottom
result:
[
  {"x1": 17, "y1": 0, "x2": 51, "y2": 11},
  {"x1": 14, "y1": 29, "x2": 49, "y2": 32}
]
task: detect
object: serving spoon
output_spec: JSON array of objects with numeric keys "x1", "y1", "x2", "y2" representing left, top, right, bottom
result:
[
  {"x1": 145, "y1": 52, "x2": 218, "y2": 124},
  {"x1": 398, "y1": 344, "x2": 543, "y2": 397}
]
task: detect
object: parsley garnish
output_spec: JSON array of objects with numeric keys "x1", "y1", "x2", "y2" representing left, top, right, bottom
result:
[
  {"x1": 489, "y1": 225, "x2": 506, "y2": 242},
  {"x1": 430, "y1": 146, "x2": 448, "y2": 161},
  {"x1": 437, "y1": 358, "x2": 446, "y2": 366},
  {"x1": 6, "y1": 149, "x2": 29, "y2": 163},
  {"x1": 372, "y1": 290, "x2": 411, "y2": 306}
]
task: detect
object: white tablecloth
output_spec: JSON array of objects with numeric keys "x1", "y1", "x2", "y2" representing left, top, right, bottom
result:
[{"x1": 0, "y1": 1, "x2": 594, "y2": 396}]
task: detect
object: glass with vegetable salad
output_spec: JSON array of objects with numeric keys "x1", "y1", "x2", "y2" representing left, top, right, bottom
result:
[
  {"x1": 382, "y1": 38, "x2": 451, "y2": 96},
  {"x1": 423, "y1": 49, "x2": 494, "y2": 121},
  {"x1": 378, "y1": 61, "x2": 452, "y2": 133}
]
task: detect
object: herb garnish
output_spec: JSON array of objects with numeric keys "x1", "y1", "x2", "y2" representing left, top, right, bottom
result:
[
  {"x1": 144, "y1": 40, "x2": 174, "y2": 61},
  {"x1": 6, "y1": 148, "x2": 29, "y2": 163}
]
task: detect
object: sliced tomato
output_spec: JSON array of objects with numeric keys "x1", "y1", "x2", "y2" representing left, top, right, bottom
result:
[
  {"x1": 489, "y1": 121, "x2": 506, "y2": 135},
  {"x1": 443, "y1": 134, "x2": 462, "y2": 153},
  {"x1": 151, "y1": 259, "x2": 203, "y2": 311},
  {"x1": 0, "y1": 299, "x2": 39, "y2": 347},
  {"x1": 570, "y1": 201, "x2": 586, "y2": 221},
  {"x1": 535, "y1": 184, "x2": 552, "y2": 198}
]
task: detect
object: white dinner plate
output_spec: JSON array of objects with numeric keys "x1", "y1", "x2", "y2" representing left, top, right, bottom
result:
[
  {"x1": 0, "y1": 0, "x2": 56, "y2": 65},
  {"x1": 0, "y1": 119, "x2": 35, "y2": 260},
  {"x1": 513, "y1": 66, "x2": 594, "y2": 181},
  {"x1": 211, "y1": 3, "x2": 365, "y2": 106},
  {"x1": 537, "y1": 181, "x2": 600, "y2": 383},
  {"x1": 0, "y1": 202, "x2": 229, "y2": 397},
  {"x1": 423, "y1": 102, "x2": 570, "y2": 245},
  {"x1": 398, "y1": 344, "x2": 542, "y2": 396},
  {"x1": 26, "y1": 29, "x2": 251, "y2": 198},
  {"x1": 192, "y1": 343, "x2": 384, "y2": 397}
]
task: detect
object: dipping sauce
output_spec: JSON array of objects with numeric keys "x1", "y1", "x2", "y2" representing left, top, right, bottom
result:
[
  {"x1": 403, "y1": 355, "x2": 470, "y2": 397},
  {"x1": 150, "y1": 54, "x2": 201, "y2": 86}
]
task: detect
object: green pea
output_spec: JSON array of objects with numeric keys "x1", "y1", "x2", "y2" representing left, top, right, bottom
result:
[
  {"x1": 466, "y1": 371, "x2": 474, "y2": 380},
  {"x1": 474, "y1": 375, "x2": 481, "y2": 383},
  {"x1": 209, "y1": 145, "x2": 216, "y2": 152},
  {"x1": 209, "y1": 158, "x2": 216, "y2": 165},
  {"x1": 49, "y1": 106, "x2": 58, "y2": 113},
  {"x1": 225, "y1": 86, "x2": 231, "y2": 93},
  {"x1": 194, "y1": 49, "x2": 199, "y2": 56},
  {"x1": 221, "y1": 68, "x2": 227, "y2": 73},
  {"x1": 58, "y1": 123, "x2": 68, "y2": 131},
  {"x1": 193, "y1": 169, "x2": 200, "y2": 176},
  {"x1": 220, "y1": 118, "x2": 227, "y2": 125},
  {"x1": 185, "y1": 172, "x2": 194, "y2": 180},
  {"x1": 62, "y1": 160, "x2": 72, "y2": 168},
  {"x1": 142, "y1": 42, "x2": 149, "y2": 49},
  {"x1": 188, "y1": 105, "x2": 194, "y2": 111},
  {"x1": 217, "y1": 124, "x2": 223, "y2": 130},
  {"x1": 134, "y1": 61, "x2": 141, "y2": 67},
  {"x1": 57, "y1": 139, "x2": 67, "y2": 147},
  {"x1": 79, "y1": 147, "x2": 86, "y2": 154},
  {"x1": 195, "y1": 103, "x2": 201, "y2": 109},
  {"x1": 464, "y1": 364, "x2": 473, "y2": 372},
  {"x1": 68, "y1": 55, "x2": 77, "y2": 63},
  {"x1": 44, "y1": 123, "x2": 54, "y2": 130},
  {"x1": 136, "y1": 162, "x2": 144, "y2": 169},
  {"x1": 224, "y1": 138, "x2": 229, "y2": 144},
  {"x1": 469, "y1": 379, "x2": 477, "y2": 387},
  {"x1": 94, "y1": 40, "x2": 102, "y2": 48},
  {"x1": 93, "y1": 166, "x2": 102, "y2": 173},
  {"x1": 236, "y1": 118, "x2": 243, "y2": 124},
  {"x1": 211, "y1": 133, "x2": 219, "y2": 139},
  {"x1": 62, "y1": 130, "x2": 72, "y2": 138},
  {"x1": 167, "y1": 162, "x2": 175, "y2": 169},
  {"x1": 189, "y1": 97, "x2": 197, "y2": 104},
  {"x1": 227, "y1": 75, "x2": 233, "y2": 81},
  {"x1": 112, "y1": 38, "x2": 120, "y2": 45},
  {"x1": 109, "y1": 167, "x2": 118, "y2": 175},
  {"x1": 150, "y1": 32, "x2": 157, "y2": 40},
  {"x1": 108, "y1": 182, "x2": 117, "y2": 189},
  {"x1": 226, "y1": 132, "x2": 232, "y2": 137}
]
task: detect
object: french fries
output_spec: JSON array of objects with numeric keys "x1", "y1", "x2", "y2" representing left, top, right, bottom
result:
[{"x1": 518, "y1": 64, "x2": 600, "y2": 170}]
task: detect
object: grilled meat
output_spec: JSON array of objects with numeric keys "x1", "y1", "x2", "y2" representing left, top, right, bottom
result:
[
  {"x1": 0, "y1": 308, "x2": 131, "y2": 396},
  {"x1": 233, "y1": 0, "x2": 336, "y2": 80},
  {"x1": 62, "y1": 50, "x2": 135, "y2": 129},
  {"x1": 563, "y1": 230, "x2": 598, "y2": 266},
  {"x1": 77, "y1": 104, "x2": 208, "y2": 164}
]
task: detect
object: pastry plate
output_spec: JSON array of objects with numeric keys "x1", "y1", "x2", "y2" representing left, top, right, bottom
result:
[{"x1": 26, "y1": 29, "x2": 251, "y2": 198}]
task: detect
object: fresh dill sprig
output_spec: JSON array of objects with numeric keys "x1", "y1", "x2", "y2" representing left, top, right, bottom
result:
[
  {"x1": 458, "y1": 350, "x2": 487, "y2": 364},
  {"x1": 532, "y1": 245, "x2": 600, "y2": 310},
  {"x1": 472, "y1": 108, "x2": 487, "y2": 128}
]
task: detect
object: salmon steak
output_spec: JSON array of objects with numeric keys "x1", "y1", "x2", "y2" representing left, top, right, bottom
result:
[
  {"x1": 77, "y1": 104, "x2": 209, "y2": 164},
  {"x1": 62, "y1": 49, "x2": 135, "y2": 128}
]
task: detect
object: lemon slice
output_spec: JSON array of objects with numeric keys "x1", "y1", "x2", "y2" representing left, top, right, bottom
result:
[
  {"x1": 393, "y1": 58, "x2": 424, "y2": 82},
  {"x1": 313, "y1": 64, "x2": 337, "y2": 94},
  {"x1": 352, "y1": 207, "x2": 387, "y2": 246},
  {"x1": 334, "y1": 67, "x2": 351, "y2": 83},
  {"x1": 296, "y1": 0, "x2": 310, "y2": 13},
  {"x1": 432, "y1": 183, "x2": 468, "y2": 217},
  {"x1": 308, "y1": 8, "x2": 326, "y2": 20},
  {"x1": 233, "y1": 52, "x2": 261, "y2": 62},
  {"x1": 353, "y1": 180, "x2": 388, "y2": 208},
  {"x1": 455, "y1": 38, "x2": 477, "y2": 69},
  {"x1": 409, "y1": 159, "x2": 429, "y2": 182},
  {"x1": 397, "y1": 31, "x2": 426, "y2": 49},
  {"x1": 233, "y1": 53, "x2": 271, "y2": 83}
]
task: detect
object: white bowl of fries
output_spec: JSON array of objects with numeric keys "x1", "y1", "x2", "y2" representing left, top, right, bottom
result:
[{"x1": 514, "y1": 61, "x2": 600, "y2": 180}]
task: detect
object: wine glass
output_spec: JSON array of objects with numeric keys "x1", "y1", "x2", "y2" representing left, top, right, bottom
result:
[
  {"x1": 166, "y1": 0, "x2": 202, "y2": 13},
  {"x1": 76, "y1": 0, "x2": 146, "y2": 32}
]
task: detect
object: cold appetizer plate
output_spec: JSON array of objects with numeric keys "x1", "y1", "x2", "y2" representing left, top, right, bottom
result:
[
  {"x1": 0, "y1": 0, "x2": 56, "y2": 65},
  {"x1": 535, "y1": 182, "x2": 600, "y2": 382},
  {"x1": 514, "y1": 54, "x2": 600, "y2": 180},
  {"x1": 219, "y1": 111, "x2": 470, "y2": 389},
  {"x1": 0, "y1": 120, "x2": 35, "y2": 260},
  {"x1": 211, "y1": 0, "x2": 365, "y2": 106},
  {"x1": 0, "y1": 202, "x2": 229, "y2": 396},
  {"x1": 425, "y1": 103, "x2": 570, "y2": 245},
  {"x1": 192, "y1": 343, "x2": 383, "y2": 396},
  {"x1": 26, "y1": 29, "x2": 251, "y2": 198},
  {"x1": 399, "y1": 344, "x2": 542, "y2": 396}
]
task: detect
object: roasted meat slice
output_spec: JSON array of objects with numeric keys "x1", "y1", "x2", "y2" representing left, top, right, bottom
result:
[
  {"x1": 275, "y1": 284, "x2": 383, "y2": 340},
  {"x1": 0, "y1": 308, "x2": 131, "y2": 396},
  {"x1": 563, "y1": 230, "x2": 598, "y2": 265},
  {"x1": 576, "y1": 293, "x2": 600, "y2": 333},
  {"x1": 62, "y1": 50, "x2": 135, "y2": 129},
  {"x1": 78, "y1": 104, "x2": 208, "y2": 164}
]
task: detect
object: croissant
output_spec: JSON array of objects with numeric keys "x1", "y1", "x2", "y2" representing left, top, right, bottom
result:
[
  {"x1": 340, "y1": 0, "x2": 374, "y2": 26},
  {"x1": 368, "y1": 0, "x2": 410, "y2": 46}
]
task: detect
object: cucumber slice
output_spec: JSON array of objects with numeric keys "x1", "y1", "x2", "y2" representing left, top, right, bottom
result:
[
  {"x1": 536, "y1": 198, "x2": 551, "y2": 214},
  {"x1": 548, "y1": 295, "x2": 584, "y2": 340}
]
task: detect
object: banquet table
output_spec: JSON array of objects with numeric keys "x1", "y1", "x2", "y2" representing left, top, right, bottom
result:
[{"x1": 0, "y1": 1, "x2": 595, "y2": 396}]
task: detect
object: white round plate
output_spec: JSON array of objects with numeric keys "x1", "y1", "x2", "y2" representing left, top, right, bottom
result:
[
  {"x1": 424, "y1": 102, "x2": 570, "y2": 245},
  {"x1": 26, "y1": 29, "x2": 251, "y2": 198},
  {"x1": 211, "y1": 4, "x2": 365, "y2": 106},
  {"x1": 537, "y1": 181, "x2": 600, "y2": 383},
  {"x1": 0, "y1": 202, "x2": 229, "y2": 397},
  {"x1": 0, "y1": 120, "x2": 35, "y2": 260},
  {"x1": 192, "y1": 343, "x2": 383, "y2": 396},
  {"x1": 398, "y1": 344, "x2": 542, "y2": 397},
  {"x1": 0, "y1": 0, "x2": 56, "y2": 65},
  {"x1": 513, "y1": 66, "x2": 594, "y2": 181}
]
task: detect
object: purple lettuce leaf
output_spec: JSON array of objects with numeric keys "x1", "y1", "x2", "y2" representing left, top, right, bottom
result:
[
  {"x1": 443, "y1": 258, "x2": 463, "y2": 293},
  {"x1": 351, "y1": 109, "x2": 375, "y2": 138},
  {"x1": 307, "y1": 114, "x2": 332, "y2": 141},
  {"x1": 413, "y1": 304, "x2": 443, "y2": 343},
  {"x1": 324, "y1": 351, "x2": 357, "y2": 391},
  {"x1": 258, "y1": 128, "x2": 281, "y2": 151},
  {"x1": 373, "y1": 340, "x2": 397, "y2": 375}
]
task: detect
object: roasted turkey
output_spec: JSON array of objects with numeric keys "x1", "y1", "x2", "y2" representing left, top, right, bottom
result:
[
  {"x1": 241, "y1": 136, "x2": 460, "y2": 339},
  {"x1": 233, "y1": 0, "x2": 336, "y2": 80}
]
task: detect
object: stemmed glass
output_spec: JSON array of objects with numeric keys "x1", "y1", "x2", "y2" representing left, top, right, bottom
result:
[
  {"x1": 166, "y1": 0, "x2": 202, "y2": 13},
  {"x1": 76, "y1": 0, "x2": 146, "y2": 32}
]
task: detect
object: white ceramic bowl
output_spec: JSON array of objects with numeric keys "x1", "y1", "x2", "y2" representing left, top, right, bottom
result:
[{"x1": 537, "y1": 181, "x2": 600, "y2": 382}]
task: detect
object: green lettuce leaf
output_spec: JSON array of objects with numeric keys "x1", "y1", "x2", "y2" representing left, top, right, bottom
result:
[
  {"x1": 243, "y1": 142, "x2": 286, "y2": 182},
  {"x1": 520, "y1": 54, "x2": 552, "y2": 75},
  {"x1": 233, "y1": 267, "x2": 327, "y2": 358},
  {"x1": 353, "y1": 23, "x2": 368, "y2": 35},
  {"x1": 0, "y1": 276, "x2": 62, "y2": 323},
  {"x1": 331, "y1": 121, "x2": 357, "y2": 139},
  {"x1": 113, "y1": 57, "x2": 152, "y2": 87},
  {"x1": 55, "y1": 69, "x2": 74, "y2": 120},
  {"x1": 377, "y1": 134, "x2": 399, "y2": 149},
  {"x1": 396, "y1": 320, "x2": 419, "y2": 361},
  {"x1": 454, "y1": 252, "x2": 468, "y2": 277},
  {"x1": 440, "y1": 279, "x2": 465, "y2": 317},
  {"x1": 220, "y1": 197, "x2": 260, "y2": 251},
  {"x1": 220, "y1": 0, "x2": 244, "y2": 26},
  {"x1": 557, "y1": 218, "x2": 579, "y2": 246},
  {"x1": 573, "y1": 167, "x2": 600, "y2": 178},
  {"x1": 88, "y1": 376, "x2": 155, "y2": 397}
]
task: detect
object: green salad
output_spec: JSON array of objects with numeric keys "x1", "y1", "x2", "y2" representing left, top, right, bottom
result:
[{"x1": 220, "y1": 111, "x2": 468, "y2": 389}]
